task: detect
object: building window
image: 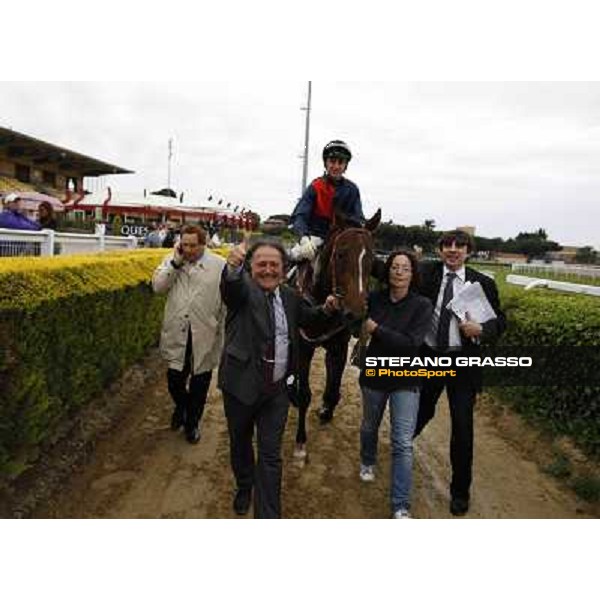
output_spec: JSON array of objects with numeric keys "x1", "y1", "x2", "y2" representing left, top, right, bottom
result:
[
  {"x1": 43, "y1": 170, "x2": 57, "y2": 187},
  {"x1": 15, "y1": 164, "x2": 31, "y2": 183}
]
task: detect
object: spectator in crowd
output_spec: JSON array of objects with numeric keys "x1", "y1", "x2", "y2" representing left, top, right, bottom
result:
[
  {"x1": 144, "y1": 223, "x2": 163, "y2": 248},
  {"x1": 358, "y1": 250, "x2": 432, "y2": 518},
  {"x1": 0, "y1": 193, "x2": 42, "y2": 231},
  {"x1": 162, "y1": 225, "x2": 177, "y2": 248},
  {"x1": 157, "y1": 223, "x2": 167, "y2": 244},
  {"x1": 152, "y1": 225, "x2": 226, "y2": 444},
  {"x1": 37, "y1": 201, "x2": 58, "y2": 230}
]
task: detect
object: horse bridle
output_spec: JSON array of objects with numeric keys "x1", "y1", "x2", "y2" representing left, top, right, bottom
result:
[
  {"x1": 328, "y1": 227, "x2": 373, "y2": 301},
  {"x1": 299, "y1": 226, "x2": 373, "y2": 345}
]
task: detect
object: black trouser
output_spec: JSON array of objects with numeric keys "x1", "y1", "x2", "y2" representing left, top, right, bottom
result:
[
  {"x1": 166, "y1": 329, "x2": 212, "y2": 432},
  {"x1": 414, "y1": 361, "x2": 478, "y2": 502},
  {"x1": 299, "y1": 329, "x2": 351, "y2": 411},
  {"x1": 223, "y1": 388, "x2": 289, "y2": 519}
]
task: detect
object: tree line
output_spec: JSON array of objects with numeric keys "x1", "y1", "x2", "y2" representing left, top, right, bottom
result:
[
  {"x1": 373, "y1": 221, "x2": 598, "y2": 262},
  {"x1": 265, "y1": 214, "x2": 597, "y2": 263}
]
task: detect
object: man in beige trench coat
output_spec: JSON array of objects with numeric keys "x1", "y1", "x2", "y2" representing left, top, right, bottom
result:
[{"x1": 152, "y1": 224, "x2": 226, "y2": 444}]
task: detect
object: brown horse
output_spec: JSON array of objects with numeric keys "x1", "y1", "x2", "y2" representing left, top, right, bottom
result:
[{"x1": 293, "y1": 209, "x2": 381, "y2": 459}]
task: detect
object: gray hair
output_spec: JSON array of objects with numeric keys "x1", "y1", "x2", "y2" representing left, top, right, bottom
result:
[{"x1": 247, "y1": 237, "x2": 288, "y2": 266}]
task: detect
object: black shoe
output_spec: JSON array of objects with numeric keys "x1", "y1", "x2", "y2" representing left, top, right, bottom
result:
[
  {"x1": 233, "y1": 488, "x2": 252, "y2": 516},
  {"x1": 450, "y1": 497, "x2": 469, "y2": 517},
  {"x1": 317, "y1": 405, "x2": 334, "y2": 424},
  {"x1": 185, "y1": 427, "x2": 201, "y2": 445},
  {"x1": 170, "y1": 409, "x2": 185, "y2": 431}
]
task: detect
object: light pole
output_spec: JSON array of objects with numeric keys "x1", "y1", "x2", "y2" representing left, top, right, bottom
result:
[
  {"x1": 300, "y1": 81, "x2": 312, "y2": 196},
  {"x1": 167, "y1": 138, "x2": 173, "y2": 190}
]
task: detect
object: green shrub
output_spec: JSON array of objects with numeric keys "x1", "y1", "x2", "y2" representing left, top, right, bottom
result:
[
  {"x1": 0, "y1": 250, "x2": 168, "y2": 479},
  {"x1": 481, "y1": 269, "x2": 600, "y2": 458},
  {"x1": 570, "y1": 475, "x2": 600, "y2": 503},
  {"x1": 541, "y1": 453, "x2": 572, "y2": 480}
]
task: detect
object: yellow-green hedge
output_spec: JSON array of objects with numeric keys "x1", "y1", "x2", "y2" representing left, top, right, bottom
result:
[
  {"x1": 0, "y1": 250, "x2": 175, "y2": 479},
  {"x1": 490, "y1": 273, "x2": 600, "y2": 458}
]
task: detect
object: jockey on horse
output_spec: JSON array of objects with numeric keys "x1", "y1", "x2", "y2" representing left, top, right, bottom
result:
[
  {"x1": 289, "y1": 140, "x2": 365, "y2": 303},
  {"x1": 290, "y1": 140, "x2": 365, "y2": 266},
  {"x1": 288, "y1": 140, "x2": 365, "y2": 424}
]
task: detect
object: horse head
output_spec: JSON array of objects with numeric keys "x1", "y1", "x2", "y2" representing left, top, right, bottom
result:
[{"x1": 322, "y1": 208, "x2": 381, "y2": 325}]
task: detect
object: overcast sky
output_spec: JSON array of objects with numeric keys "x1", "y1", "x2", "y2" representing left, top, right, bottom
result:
[{"x1": 1, "y1": 81, "x2": 598, "y2": 248}]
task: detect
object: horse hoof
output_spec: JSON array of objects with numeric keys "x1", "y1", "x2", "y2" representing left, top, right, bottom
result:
[
  {"x1": 317, "y1": 406, "x2": 334, "y2": 424},
  {"x1": 293, "y1": 444, "x2": 308, "y2": 460}
]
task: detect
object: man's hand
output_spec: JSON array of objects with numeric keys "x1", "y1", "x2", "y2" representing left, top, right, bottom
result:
[
  {"x1": 227, "y1": 240, "x2": 248, "y2": 270},
  {"x1": 459, "y1": 312, "x2": 482, "y2": 338},
  {"x1": 365, "y1": 318, "x2": 379, "y2": 335},
  {"x1": 172, "y1": 242, "x2": 184, "y2": 266},
  {"x1": 323, "y1": 295, "x2": 341, "y2": 315}
]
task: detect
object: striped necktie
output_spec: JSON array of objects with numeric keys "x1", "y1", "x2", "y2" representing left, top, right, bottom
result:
[{"x1": 436, "y1": 272, "x2": 457, "y2": 350}]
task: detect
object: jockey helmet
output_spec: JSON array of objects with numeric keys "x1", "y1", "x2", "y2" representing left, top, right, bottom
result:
[{"x1": 322, "y1": 140, "x2": 352, "y2": 163}]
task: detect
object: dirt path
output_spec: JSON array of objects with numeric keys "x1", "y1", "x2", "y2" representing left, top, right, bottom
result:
[{"x1": 26, "y1": 349, "x2": 595, "y2": 519}]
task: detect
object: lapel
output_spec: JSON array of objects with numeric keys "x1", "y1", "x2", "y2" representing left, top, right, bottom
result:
[
  {"x1": 431, "y1": 262, "x2": 444, "y2": 295},
  {"x1": 279, "y1": 286, "x2": 296, "y2": 334},
  {"x1": 465, "y1": 266, "x2": 477, "y2": 283},
  {"x1": 249, "y1": 279, "x2": 273, "y2": 340}
]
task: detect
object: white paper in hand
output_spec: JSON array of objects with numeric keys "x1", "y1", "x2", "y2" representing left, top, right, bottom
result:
[{"x1": 447, "y1": 281, "x2": 496, "y2": 323}]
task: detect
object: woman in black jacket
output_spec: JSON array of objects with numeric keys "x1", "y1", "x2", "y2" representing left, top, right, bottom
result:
[
  {"x1": 358, "y1": 250, "x2": 432, "y2": 518},
  {"x1": 37, "y1": 201, "x2": 57, "y2": 230}
]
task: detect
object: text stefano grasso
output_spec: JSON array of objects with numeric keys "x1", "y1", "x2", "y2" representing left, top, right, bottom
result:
[{"x1": 364, "y1": 356, "x2": 533, "y2": 368}]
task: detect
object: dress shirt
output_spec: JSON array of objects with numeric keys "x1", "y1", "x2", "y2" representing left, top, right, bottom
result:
[{"x1": 270, "y1": 287, "x2": 289, "y2": 383}]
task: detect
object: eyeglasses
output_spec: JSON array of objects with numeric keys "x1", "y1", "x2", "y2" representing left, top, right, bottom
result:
[{"x1": 390, "y1": 266, "x2": 412, "y2": 273}]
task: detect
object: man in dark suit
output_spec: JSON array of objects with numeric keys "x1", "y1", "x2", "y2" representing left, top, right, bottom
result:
[
  {"x1": 220, "y1": 238, "x2": 339, "y2": 518},
  {"x1": 414, "y1": 230, "x2": 506, "y2": 516}
]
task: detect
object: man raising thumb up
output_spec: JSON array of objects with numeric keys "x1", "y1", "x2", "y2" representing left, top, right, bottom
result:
[
  {"x1": 226, "y1": 237, "x2": 249, "y2": 273},
  {"x1": 219, "y1": 237, "x2": 339, "y2": 518}
]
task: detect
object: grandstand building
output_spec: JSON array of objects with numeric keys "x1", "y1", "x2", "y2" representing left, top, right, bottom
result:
[
  {"x1": 0, "y1": 125, "x2": 131, "y2": 201},
  {"x1": 0, "y1": 126, "x2": 256, "y2": 232}
]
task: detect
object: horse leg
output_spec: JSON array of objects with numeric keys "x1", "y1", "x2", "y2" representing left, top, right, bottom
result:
[
  {"x1": 294, "y1": 340, "x2": 315, "y2": 459},
  {"x1": 320, "y1": 329, "x2": 351, "y2": 421}
]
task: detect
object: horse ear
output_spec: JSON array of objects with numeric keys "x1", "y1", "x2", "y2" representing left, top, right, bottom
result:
[{"x1": 365, "y1": 208, "x2": 382, "y2": 232}]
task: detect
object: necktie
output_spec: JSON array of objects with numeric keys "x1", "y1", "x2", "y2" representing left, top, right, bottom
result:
[
  {"x1": 263, "y1": 292, "x2": 276, "y2": 385},
  {"x1": 267, "y1": 292, "x2": 276, "y2": 332},
  {"x1": 436, "y1": 272, "x2": 457, "y2": 351}
]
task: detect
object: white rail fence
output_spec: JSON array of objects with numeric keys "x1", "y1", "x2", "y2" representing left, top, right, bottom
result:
[
  {"x1": 0, "y1": 227, "x2": 138, "y2": 257},
  {"x1": 512, "y1": 262, "x2": 600, "y2": 280},
  {"x1": 506, "y1": 274, "x2": 600, "y2": 297}
]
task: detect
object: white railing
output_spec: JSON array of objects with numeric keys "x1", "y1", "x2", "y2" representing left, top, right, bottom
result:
[
  {"x1": 506, "y1": 274, "x2": 600, "y2": 297},
  {"x1": 0, "y1": 227, "x2": 138, "y2": 257},
  {"x1": 512, "y1": 262, "x2": 600, "y2": 280}
]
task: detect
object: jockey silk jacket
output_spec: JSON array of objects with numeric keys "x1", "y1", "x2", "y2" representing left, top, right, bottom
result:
[{"x1": 290, "y1": 176, "x2": 365, "y2": 238}]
